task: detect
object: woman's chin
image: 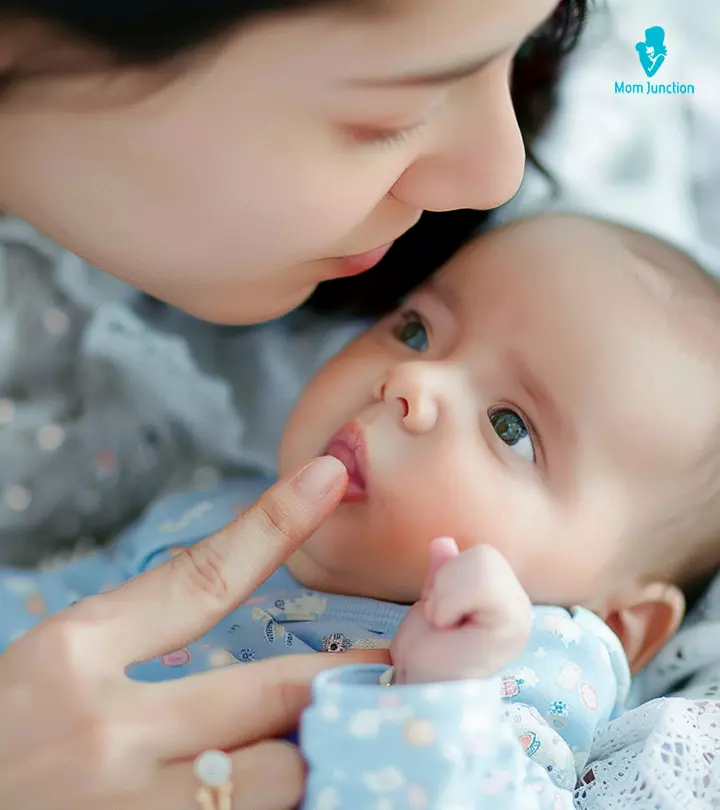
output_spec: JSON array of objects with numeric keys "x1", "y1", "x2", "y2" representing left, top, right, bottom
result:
[{"x1": 167, "y1": 282, "x2": 319, "y2": 325}]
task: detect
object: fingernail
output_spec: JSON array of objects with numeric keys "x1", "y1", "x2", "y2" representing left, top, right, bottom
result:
[{"x1": 296, "y1": 455, "x2": 346, "y2": 498}]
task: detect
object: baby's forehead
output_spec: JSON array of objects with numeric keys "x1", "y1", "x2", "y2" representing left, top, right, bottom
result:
[
  {"x1": 435, "y1": 215, "x2": 644, "y2": 300},
  {"x1": 438, "y1": 215, "x2": 713, "y2": 311}
]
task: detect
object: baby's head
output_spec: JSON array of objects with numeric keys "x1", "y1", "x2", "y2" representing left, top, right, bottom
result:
[{"x1": 280, "y1": 214, "x2": 720, "y2": 671}]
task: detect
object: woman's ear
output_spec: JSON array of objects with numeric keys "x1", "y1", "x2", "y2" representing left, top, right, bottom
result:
[{"x1": 604, "y1": 582, "x2": 685, "y2": 673}]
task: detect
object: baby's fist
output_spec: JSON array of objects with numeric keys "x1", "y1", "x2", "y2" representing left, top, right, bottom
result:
[{"x1": 390, "y1": 539, "x2": 532, "y2": 684}]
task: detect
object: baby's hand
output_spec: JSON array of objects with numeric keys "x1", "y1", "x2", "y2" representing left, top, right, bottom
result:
[{"x1": 389, "y1": 539, "x2": 532, "y2": 684}]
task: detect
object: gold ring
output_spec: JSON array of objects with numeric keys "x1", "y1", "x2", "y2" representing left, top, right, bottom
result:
[
  {"x1": 379, "y1": 665, "x2": 396, "y2": 686},
  {"x1": 194, "y1": 750, "x2": 233, "y2": 810}
]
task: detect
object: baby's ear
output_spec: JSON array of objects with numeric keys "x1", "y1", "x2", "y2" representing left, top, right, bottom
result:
[{"x1": 604, "y1": 582, "x2": 685, "y2": 673}]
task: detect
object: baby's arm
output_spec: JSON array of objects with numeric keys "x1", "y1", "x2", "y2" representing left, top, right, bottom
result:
[
  {"x1": 301, "y1": 541, "x2": 629, "y2": 807},
  {"x1": 389, "y1": 538, "x2": 533, "y2": 684},
  {"x1": 301, "y1": 661, "x2": 576, "y2": 810}
]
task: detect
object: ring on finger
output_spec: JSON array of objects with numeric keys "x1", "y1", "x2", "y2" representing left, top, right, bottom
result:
[{"x1": 194, "y1": 750, "x2": 234, "y2": 810}]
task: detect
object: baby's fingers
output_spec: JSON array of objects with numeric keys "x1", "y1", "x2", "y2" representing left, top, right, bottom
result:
[
  {"x1": 421, "y1": 537, "x2": 460, "y2": 600},
  {"x1": 426, "y1": 545, "x2": 531, "y2": 638},
  {"x1": 402, "y1": 624, "x2": 523, "y2": 681}
]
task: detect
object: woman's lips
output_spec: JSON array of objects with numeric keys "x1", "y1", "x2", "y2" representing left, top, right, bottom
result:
[
  {"x1": 322, "y1": 421, "x2": 368, "y2": 503},
  {"x1": 329, "y1": 243, "x2": 394, "y2": 278}
]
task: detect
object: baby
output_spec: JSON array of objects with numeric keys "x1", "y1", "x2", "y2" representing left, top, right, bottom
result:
[
  {"x1": 281, "y1": 211, "x2": 719, "y2": 673},
  {"x1": 1, "y1": 214, "x2": 720, "y2": 804},
  {"x1": 284, "y1": 213, "x2": 720, "y2": 797}
]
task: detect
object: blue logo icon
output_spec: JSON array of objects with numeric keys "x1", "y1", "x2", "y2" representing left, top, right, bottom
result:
[{"x1": 635, "y1": 26, "x2": 667, "y2": 77}]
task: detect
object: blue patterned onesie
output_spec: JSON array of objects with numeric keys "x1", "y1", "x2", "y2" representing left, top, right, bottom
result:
[{"x1": 0, "y1": 478, "x2": 631, "y2": 808}]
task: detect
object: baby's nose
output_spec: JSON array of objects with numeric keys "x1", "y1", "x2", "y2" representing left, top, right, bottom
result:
[{"x1": 375, "y1": 363, "x2": 441, "y2": 435}]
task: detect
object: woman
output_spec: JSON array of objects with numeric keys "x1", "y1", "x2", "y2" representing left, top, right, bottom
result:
[{"x1": 0, "y1": 0, "x2": 587, "y2": 807}]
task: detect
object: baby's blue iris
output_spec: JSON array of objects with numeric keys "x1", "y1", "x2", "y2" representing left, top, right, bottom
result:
[
  {"x1": 489, "y1": 409, "x2": 535, "y2": 462},
  {"x1": 397, "y1": 317, "x2": 429, "y2": 352}
]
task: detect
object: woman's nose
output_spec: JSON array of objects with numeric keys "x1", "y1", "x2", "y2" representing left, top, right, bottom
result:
[
  {"x1": 374, "y1": 362, "x2": 444, "y2": 435},
  {"x1": 391, "y1": 61, "x2": 525, "y2": 213}
]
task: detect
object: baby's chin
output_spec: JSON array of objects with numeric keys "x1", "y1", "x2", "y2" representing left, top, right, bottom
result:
[{"x1": 296, "y1": 551, "x2": 425, "y2": 606}]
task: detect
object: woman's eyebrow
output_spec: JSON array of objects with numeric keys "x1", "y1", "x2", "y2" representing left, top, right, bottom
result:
[{"x1": 345, "y1": 51, "x2": 503, "y2": 89}]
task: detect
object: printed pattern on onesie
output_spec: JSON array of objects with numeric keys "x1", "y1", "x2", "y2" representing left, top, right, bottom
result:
[{"x1": 498, "y1": 605, "x2": 631, "y2": 790}]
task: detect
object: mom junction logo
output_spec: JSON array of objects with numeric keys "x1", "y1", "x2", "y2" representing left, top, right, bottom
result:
[{"x1": 614, "y1": 26, "x2": 696, "y2": 96}]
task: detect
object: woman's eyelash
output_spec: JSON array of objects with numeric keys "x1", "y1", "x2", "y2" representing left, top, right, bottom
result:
[{"x1": 356, "y1": 121, "x2": 428, "y2": 148}]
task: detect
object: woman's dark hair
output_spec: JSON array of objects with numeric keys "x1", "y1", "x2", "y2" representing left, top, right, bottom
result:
[{"x1": 0, "y1": 0, "x2": 589, "y2": 317}]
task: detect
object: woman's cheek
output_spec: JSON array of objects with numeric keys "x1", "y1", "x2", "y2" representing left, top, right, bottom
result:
[{"x1": 270, "y1": 155, "x2": 393, "y2": 258}]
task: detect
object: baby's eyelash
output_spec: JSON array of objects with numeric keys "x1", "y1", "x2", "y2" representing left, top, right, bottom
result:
[
  {"x1": 395, "y1": 308, "x2": 427, "y2": 330},
  {"x1": 519, "y1": 409, "x2": 543, "y2": 463}
]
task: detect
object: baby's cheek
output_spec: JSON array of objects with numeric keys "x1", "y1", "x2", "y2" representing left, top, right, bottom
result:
[{"x1": 384, "y1": 472, "x2": 491, "y2": 549}]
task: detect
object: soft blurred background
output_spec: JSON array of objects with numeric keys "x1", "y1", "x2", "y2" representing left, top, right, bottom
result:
[{"x1": 499, "y1": 0, "x2": 720, "y2": 278}]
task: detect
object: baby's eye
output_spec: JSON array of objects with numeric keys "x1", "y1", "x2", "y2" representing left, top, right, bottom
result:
[
  {"x1": 394, "y1": 310, "x2": 429, "y2": 352},
  {"x1": 489, "y1": 408, "x2": 535, "y2": 462}
]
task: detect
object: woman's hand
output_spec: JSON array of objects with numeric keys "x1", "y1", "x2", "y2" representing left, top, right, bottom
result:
[{"x1": 0, "y1": 456, "x2": 387, "y2": 810}]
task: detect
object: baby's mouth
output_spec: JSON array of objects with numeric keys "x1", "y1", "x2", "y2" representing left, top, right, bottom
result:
[{"x1": 321, "y1": 420, "x2": 368, "y2": 503}]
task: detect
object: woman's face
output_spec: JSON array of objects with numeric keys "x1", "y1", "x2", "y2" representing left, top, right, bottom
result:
[{"x1": 0, "y1": 0, "x2": 557, "y2": 323}]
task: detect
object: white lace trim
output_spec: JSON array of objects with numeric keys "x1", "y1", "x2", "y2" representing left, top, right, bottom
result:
[{"x1": 574, "y1": 698, "x2": 720, "y2": 809}]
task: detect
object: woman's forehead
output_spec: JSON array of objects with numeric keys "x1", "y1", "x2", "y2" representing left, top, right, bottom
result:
[
  {"x1": 378, "y1": 0, "x2": 556, "y2": 32},
  {"x1": 320, "y1": 0, "x2": 557, "y2": 78}
]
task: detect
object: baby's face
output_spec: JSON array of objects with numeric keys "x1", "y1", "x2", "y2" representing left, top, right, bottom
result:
[{"x1": 280, "y1": 217, "x2": 718, "y2": 610}]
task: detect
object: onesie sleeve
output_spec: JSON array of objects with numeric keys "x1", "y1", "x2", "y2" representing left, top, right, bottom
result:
[
  {"x1": 499, "y1": 606, "x2": 632, "y2": 788},
  {"x1": 299, "y1": 664, "x2": 576, "y2": 810},
  {"x1": 299, "y1": 608, "x2": 633, "y2": 809}
]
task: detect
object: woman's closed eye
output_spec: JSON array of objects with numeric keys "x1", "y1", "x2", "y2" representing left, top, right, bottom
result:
[
  {"x1": 393, "y1": 309, "x2": 429, "y2": 352},
  {"x1": 349, "y1": 120, "x2": 428, "y2": 149},
  {"x1": 488, "y1": 407, "x2": 537, "y2": 463}
]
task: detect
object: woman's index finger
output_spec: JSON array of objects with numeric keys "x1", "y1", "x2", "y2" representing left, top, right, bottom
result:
[{"x1": 92, "y1": 457, "x2": 346, "y2": 666}]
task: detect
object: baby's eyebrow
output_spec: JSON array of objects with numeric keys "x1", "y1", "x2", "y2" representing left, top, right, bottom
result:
[
  {"x1": 422, "y1": 276, "x2": 457, "y2": 309},
  {"x1": 510, "y1": 351, "x2": 575, "y2": 453}
]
